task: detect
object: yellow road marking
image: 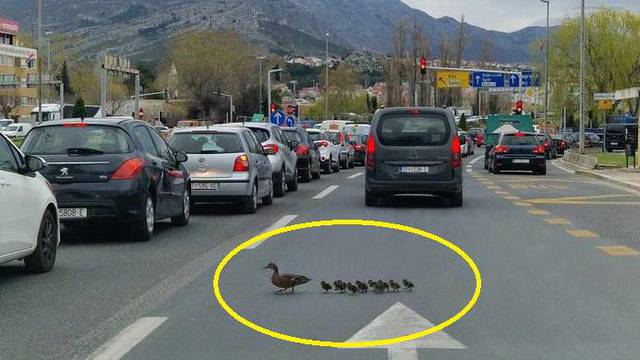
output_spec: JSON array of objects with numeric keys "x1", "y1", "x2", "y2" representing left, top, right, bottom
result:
[
  {"x1": 509, "y1": 184, "x2": 528, "y2": 189},
  {"x1": 598, "y1": 246, "x2": 640, "y2": 256},
  {"x1": 504, "y1": 196, "x2": 521, "y2": 200},
  {"x1": 487, "y1": 186, "x2": 502, "y2": 190},
  {"x1": 566, "y1": 230, "x2": 599, "y2": 238},
  {"x1": 513, "y1": 202, "x2": 533, "y2": 207},
  {"x1": 495, "y1": 191, "x2": 511, "y2": 195},
  {"x1": 544, "y1": 218, "x2": 571, "y2": 225},
  {"x1": 524, "y1": 194, "x2": 639, "y2": 206},
  {"x1": 492, "y1": 178, "x2": 596, "y2": 184},
  {"x1": 528, "y1": 209, "x2": 550, "y2": 215}
]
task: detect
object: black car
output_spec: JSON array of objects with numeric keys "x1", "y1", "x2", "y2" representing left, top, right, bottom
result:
[
  {"x1": 281, "y1": 127, "x2": 321, "y2": 182},
  {"x1": 21, "y1": 119, "x2": 191, "y2": 241},
  {"x1": 488, "y1": 132, "x2": 547, "y2": 175},
  {"x1": 551, "y1": 135, "x2": 569, "y2": 155},
  {"x1": 535, "y1": 133, "x2": 558, "y2": 159}
]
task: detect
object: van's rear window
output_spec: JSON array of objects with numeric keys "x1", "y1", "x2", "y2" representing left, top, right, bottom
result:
[
  {"x1": 377, "y1": 114, "x2": 450, "y2": 146},
  {"x1": 21, "y1": 125, "x2": 131, "y2": 155}
]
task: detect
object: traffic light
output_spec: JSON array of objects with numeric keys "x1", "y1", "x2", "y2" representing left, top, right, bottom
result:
[
  {"x1": 514, "y1": 100, "x2": 523, "y2": 115},
  {"x1": 419, "y1": 56, "x2": 427, "y2": 75},
  {"x1": 270, "y1": 102, "x2": 277, "y2": 114}
]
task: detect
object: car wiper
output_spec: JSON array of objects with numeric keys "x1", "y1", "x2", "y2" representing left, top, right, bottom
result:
[{"x1": 66, "y1": 148, "x2": 105, "y2": 155}]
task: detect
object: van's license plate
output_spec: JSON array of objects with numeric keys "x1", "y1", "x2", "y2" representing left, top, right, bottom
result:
[
  {"x1": 192, "y1": 183, "x2": 219, "y2": 191},
  {"x1": 59, "y1": 208, "x2": 87, "y2": 219},
  {"x1": 400, "y1": 166, "x2": 429, "y2": 174}
]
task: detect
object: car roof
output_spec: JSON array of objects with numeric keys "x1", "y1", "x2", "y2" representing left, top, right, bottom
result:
[
  {"x1": 173, "y1": 126, "x2": 247, "y2": 134},
  {"x1": 373, "y1": 107, "x2": 454, "y2": 119},
  {"x1": 222, "y1": 122, "x2": 274, "y2": 129},
  {"x1": 306, "y1": 128, "x2": 324, "y2": 133},
  {"x1": 35, "y1": 118, "x2": 137, "y2": 127}
]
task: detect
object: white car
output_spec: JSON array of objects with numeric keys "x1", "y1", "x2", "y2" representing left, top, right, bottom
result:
[
  {"x1": 0, "y1": 133, "x2": 59, "y2": 273},
  {"x1": 3, "y1": 123, "x2": 33, "y2": 138},
  {"x1": 306, "y1": 128, "x2": 341, "y2": 173}
]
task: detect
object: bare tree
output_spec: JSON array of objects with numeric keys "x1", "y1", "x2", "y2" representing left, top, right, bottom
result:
[
  {"x1": 385, "y1": 20, "x2": 408, "y2": 107},
  {"x1": 0, "y1": 96, "x2": 16, "y2": 119}
]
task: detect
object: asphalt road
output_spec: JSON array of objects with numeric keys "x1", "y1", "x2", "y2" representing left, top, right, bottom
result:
[{"x1": 2, "y1": 154, "x2": 640, "y2": 360}]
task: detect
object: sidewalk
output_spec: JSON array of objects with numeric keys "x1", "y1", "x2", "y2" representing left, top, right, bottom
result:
[{"x1": 558, "y1": 159, "x2": 640, "y2": 191}]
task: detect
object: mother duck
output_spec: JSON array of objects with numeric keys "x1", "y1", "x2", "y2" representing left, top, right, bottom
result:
[{"x1": 264, "y1": 263, "x2": 311, "y2": 294}]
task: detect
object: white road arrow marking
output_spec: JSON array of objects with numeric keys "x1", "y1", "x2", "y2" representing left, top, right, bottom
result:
[{"x1": 346, "y1": 302, "x2": 465, "y2": 360}]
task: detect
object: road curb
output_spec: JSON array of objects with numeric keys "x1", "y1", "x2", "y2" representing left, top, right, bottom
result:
[{"x1": 574, "y1": 169, "x2": 640, "y2": 192}]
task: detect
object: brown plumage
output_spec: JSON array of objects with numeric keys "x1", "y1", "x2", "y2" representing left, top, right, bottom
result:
[
  {"x1": 320, "y1": 281, "x2": 332, "y2": 293},
  {"x1": 333, "y1": 280, "x2": 346, "y2": 293},
  {"x1": 264, "y1": 263, "x2": 311, "y2": 294},
  {"x1": 356, "y1": 281, "x2": 368, "y2": 293},
  {"x1": 347, "y1": 282, "x2": 359, "y2": 295}
]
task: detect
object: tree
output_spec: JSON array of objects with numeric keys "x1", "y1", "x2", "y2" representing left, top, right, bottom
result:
[
  {"x1": 72, "y1": 97, "x2": 87, "y2": 118},
  {"x1": 108, "y1": 80, "x2": 129, "y2": 116},
  {"x1": 60, "y1": 60, "x2": 73, "y2": 95},
  {"x1": 70, "y1": 61, "x2": 100, "y2": 103},
  {"x1": 0, "y1": 96, "x2": 16, "y2": 119},
  {"x1": 459, "y1": 113, "x2": 468, "y2": 131},
  {"x1": 385, "y1": 20, "x2": 408, "y2": 107}
]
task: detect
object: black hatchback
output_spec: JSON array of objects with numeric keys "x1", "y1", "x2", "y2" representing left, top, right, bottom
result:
[
  {"x1": 21, "y1": 119, "x2": 191, "y2": 241},
  {"x1": 488, "y1": 132, "x2": 546, "y2": 175},
  {"x1": 281, "y1": 127, "x2": 322, "y2": 182}
]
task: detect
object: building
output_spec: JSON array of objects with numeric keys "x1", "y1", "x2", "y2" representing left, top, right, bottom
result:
[{"x1": 0, "y1": 17, "x2": 38, "y2": 119}]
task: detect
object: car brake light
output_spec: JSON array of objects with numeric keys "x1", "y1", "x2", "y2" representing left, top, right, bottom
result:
[
  {"x1": 494, "y1": 145, "x2": 510, "y2": 154},
  {"x1": 533, "y1": 145, "x2": 545, "y2": 155},
  {"x1": 263, "y1": 143, "x2": 279, "y2": 155},
  {"x1": 338, "y1": 133, "x2": 344, "y2": 143},
  {"x1": 515, "y1": 132, "x2": 525, "y2": 137},
  {"x1": 408, "y1": 109, "x2": 421, "y2": 115},
  {"x1": 366, "y1": 135, "x2": 376, "y2": 169},
  {"x1": 63, "y1": 123, "x2": 88, "y2": 127},
  {"x1": 233, "y1": 154, "x2": 250, "y2": 172},
  {"x1": 451, "y1": 134, "x2": 462, "y2": 168},
  {"x1": 543, "y1": 141, "x2": 550, "y2": 149},
  {"x1": 355, "y1": 145, "x2": 363, "y2": 151},
  {"x1": 318, "y1": 140, "x2": 329, "y2": 148},
  {"x1": 295, "y1": 144, "x2": 309, "y2": 156},
  {"x1": 112, "y1": 157, "x2": 145, "y2": 180}
]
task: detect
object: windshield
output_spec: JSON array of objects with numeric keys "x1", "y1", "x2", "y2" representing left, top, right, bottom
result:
[
  {"x1": 169, "y1": 133, "x2": 242, "y2": 154},
  {"x1": 249, "y1": 128, "x2": 270, "y2": 143},
  {"x1": 283, "y1": 130, "x2": 303, "y2": 143},
  {"x1": 21, "y1": 125, "x2": 131, "y2": 155},
  {"x1": 6, "y1": 125, "x2": 20, "y2": 131},
  {"x1": 308, "y1": 132, "x2": 328, "y2": 141},
  {"x1": 378, "y1": 113, "x2": 450, "y2": 146},
  {"x1": 501, "y1": 134, "x2": 539, "y2": 145}
]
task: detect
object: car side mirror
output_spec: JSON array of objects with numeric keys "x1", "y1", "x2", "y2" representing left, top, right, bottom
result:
[
  {"x1": 175, "y1": 151, "x2": 188, "y2": 163},
  {"x1": 24, "y1": 155, "x2": 46, "y2": 173},
  {"x1": 289, "y1": 140, "x2": 299, "y2": 149}
]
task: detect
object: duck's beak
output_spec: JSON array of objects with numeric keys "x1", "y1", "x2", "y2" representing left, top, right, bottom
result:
[{"x1": 263, "y1": 266, "x2": 269, "y2": 270}]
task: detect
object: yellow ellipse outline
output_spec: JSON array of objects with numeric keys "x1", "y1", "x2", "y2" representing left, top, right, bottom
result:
[{"x1": 212, "y1": 219, "x2": 482, "y2": 349}]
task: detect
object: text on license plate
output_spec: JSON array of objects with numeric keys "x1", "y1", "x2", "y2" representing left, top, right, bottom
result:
[
  {"x1": 59, "y1": 208, "x2": 87, "y2": 219},
  {"x1": 512, "y1": 159, "x2": 530, "y2": 164},
  {"x1": 400, "y1": 166, "x2": 429, "y2": 174},
  {"x1": 611, "y1": 142, "x2": 619, "y2": 145},
  {"x1": 191, "y1": 183, "x2": 219, "y2": 191}
]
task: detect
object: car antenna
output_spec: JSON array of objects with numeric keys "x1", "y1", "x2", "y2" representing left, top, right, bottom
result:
[{"x1": 206, "y1": 120, "x2": 210, "y2": 130}]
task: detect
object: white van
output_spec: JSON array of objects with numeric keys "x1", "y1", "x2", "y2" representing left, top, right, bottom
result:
[{"x1": 3, "y1": 123, "x2": 33, "y2": 138}]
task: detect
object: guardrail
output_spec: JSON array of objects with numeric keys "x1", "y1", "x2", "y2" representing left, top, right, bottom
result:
[{"x1": 562, "y1": 150, "x2": 598, "y2": 169}]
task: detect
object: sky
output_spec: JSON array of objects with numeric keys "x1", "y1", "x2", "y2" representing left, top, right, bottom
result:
[{"x1": 402, "y1": 0, "x2": 640, "y2": 32}]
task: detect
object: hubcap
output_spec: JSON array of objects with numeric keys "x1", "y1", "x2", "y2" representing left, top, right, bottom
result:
[
  {"x1": 146, "y1": 198, "x2": 154, "y2": 233},
  {"x1": 253, "y1": 185, "x2": 258, "y2": 209},
  {"x1": 40, "y1": 216, "x2": 55, "y2": 262},
  {"x1": 281, "y1": 171, "x2": 286, "y2": 193}
]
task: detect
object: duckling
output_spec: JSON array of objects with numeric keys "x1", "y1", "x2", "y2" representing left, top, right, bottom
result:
[
  {"x1": 368, "y1": 280, "x2": 377, "y2": 288},
  {"x1": 356, "y1": 281, "x2": 368, "y2": 293},
  {"x1": 389, "y1": 280, "x2": 401, "y2": 292},
  {"x1": 381, "y1": 281, "x2": 390, "y2": 292},
  {"x1": 320, "y1": 281, "x2": 332, "y2": 293},
  {"x1": 347, "y1": 282, "x2": 360, "y2": 295},
  {"x1": 333, "y1": 280, "x2": 346, "y2": 293},
  {"x1": 374, "y1": 280, "x2": 386, "y2": 293},
  {"x1": 403, "y1": 279, "x2": 415, "y2": 292}
]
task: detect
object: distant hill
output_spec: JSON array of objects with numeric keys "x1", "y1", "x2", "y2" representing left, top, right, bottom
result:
[{"x1": 3, "y1": 0, "x2": 545, "y2": 63}]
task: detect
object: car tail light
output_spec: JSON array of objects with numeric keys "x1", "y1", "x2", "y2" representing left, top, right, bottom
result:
[
  {"x1": 451, "y1": 134, "x2": 462, "y2": 168},
  {"x1": 318, "y1": 140, "x2": 329, "y2": 148},
  {"x1": 262, "y1": 143, "x2": 279, "y2": 155},
  {"x1": 355, "y1": 145, "x2": 363, "y2": 151},
  {"x1": 494, "y1": 145, "x2": 510, "y2": 154},
  {"x1": 366, "y1": 135, "x2": 376, "y2": 169},
  {"x1": 112, "y1": 157, "x2": 145, "y2": 180},
  {"x1": 515, "y1": 132, "x2": 525, "y2": 137},
  {"x1": 63, "y1": 123, "x2": 88, "y2": 127},
  {"x1": 295, "y1": 144, "x2": 309, "y2": 156},
  {"x1": 338, "y1": 133, "x2": 344, "y2": 143},
  {"x1": 560, "y1": 141, "x2": 567, "y2": 149},
  {"x1": 233, "y1": 154, "x2": 250, "y2": 172},
  {"x1": 543, "y1": 141, "x2": 550, "y2": 149},
  {"x1": 533, "y1": 145, "x2": 545, "y2": 155}
]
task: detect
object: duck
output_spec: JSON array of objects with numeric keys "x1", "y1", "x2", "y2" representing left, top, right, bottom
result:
[
  {"x1": 320, "y1": 281, "x2": 332, "y2": 293},
  {"x1": 347, "y1": 282, "x2": 360, "y2": 295},
  {"x1": 263, "y1": 263, "x2": 311, "y2": 294},
  {"x1": 356, "y1": 281, "x2": 368, "y2": 293},
  {"x1": 403, "y1": 279, "x2": 415, "y2": 292},
  {"x1": 389, "y1": 280, "x2": 401, "y2": 292},
  {"x1": 333, "y1": 280, "x2": 346, "y2": 293}
]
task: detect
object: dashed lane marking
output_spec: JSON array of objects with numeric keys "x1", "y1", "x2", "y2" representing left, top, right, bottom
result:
[
  {"x1": 487, "y1": 186, "x2": 502, "y2": 190},
  {"x1": 525, "y1": 194, "x2": 640, "y2": 206},
  {"x1": 598, "y1": 246, "x2": 640, "y2": 256},
  {"x1": 503, "y1": 196, "x2": 521, "y2": 200},
  {"x1": 469, "y1": 156, "x2": 484, "y2": 165},
  {"x1": 312, "y1": 185, "x2": 340, "y2": 199},
  {"x1": 246, "y1": 215, "x2": 299, "y2": 249},
  {"x1": 544, "y1": 218, "x2": 572, "y2": 225},
  {"x1": 513, "y1": 202, "x2": 533, "y2": 207},
  {"x1": 348, "y1": 172, "x2": 364, "y2": 179},
  {"x1": 87, "y1": 317, "x2": 167, "y2": 360},
  {"x1": 495, "y1": 191, "x2": 511, "y2": 195},
  {"x1": 528, "y1": 209, "x2": 550, "y2": 215},
  {"x1": 566, "y1": 230, "x2": 599, "y2": 238}
]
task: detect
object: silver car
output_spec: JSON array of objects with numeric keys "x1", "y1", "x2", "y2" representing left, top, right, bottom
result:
[
  {"x1": 222, "y1": 123, "x2": 298, "y2": 198},
  {"x1": 169, "y1": 126, "x2": 273, "y2": 214}
]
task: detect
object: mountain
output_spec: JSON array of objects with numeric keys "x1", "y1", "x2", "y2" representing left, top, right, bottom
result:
[{"x1": 2, "y1": 0, "x2": 544, "y2": 63}]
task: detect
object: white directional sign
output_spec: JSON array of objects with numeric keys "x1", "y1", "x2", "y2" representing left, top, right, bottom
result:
[
  {"x1": 346, "y1": 302, "x2": 465, "y2": 360},
  {"x1": 593, "y1": 93, "x2": 616, "y2": 101}
]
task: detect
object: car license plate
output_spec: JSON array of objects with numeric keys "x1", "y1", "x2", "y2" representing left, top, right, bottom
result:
[
  {"x1": 400, "y1": 166, "x2": 429, "y2": 174},
  {"x1": 513, "y1": 159, "x2": 530, "y2": 164},
  {"x1": 611, "y1": 142, "x2": 619, "y2": 146},
  {"x1": 191, "y1": 182, "x2": 219, "y2": 191},
  {"x1": 59, "y1": 208, "x2": 87, "y2": 219}
]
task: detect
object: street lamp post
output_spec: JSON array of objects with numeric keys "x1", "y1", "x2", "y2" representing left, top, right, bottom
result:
[
  {"x1": 325, "y1": 33, "x2": 330, "y2": 121},
  {"x1": 45, "y1": 31, "x2": 53, "y2": 101},
  {"x1": 267, "y1": 68, "x2": 283, "y2": 122},
  {"x1": 579, "y1": 0, "x2": 586, "y2": 154},
  {"x1": 216, "y1": 92, "x2": 233, "y2": 123},
  {"x1": 37, "y1": 0, "x2": 42, "y2": 123},
  {"x1": 258, "y1": 56, "x2": 266, "y2": 115},
  {"x1": 289, "y1": 80, "x2": 298, "y2": 99},
  {"x1": 540, "y1": 0, "x2": 550, "y2": 135}
]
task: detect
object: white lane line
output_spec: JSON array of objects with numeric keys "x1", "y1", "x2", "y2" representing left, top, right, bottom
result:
[
  {"x1": 313, "y1": 185, "x2": 339, "y2": 199},
  {"x1": 246, "y1": 215, "x2": 298, "y2": 249},
  {"x1": 469, "y1": 155, "x2": 484, "y2": 165},
  {"x1": 88, "y1": 317, "x2": 167, "y2": 360},
  {"x1": 348, "y1": 172, "x2": 364, "y2": 179}
]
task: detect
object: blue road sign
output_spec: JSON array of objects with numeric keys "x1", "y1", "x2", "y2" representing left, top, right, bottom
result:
[
  {"x1": 471, "y1": 72, "x2": 505, "y2": 88},
  {"x1": 270, "y1": 110, "x2": 286, "y2": 125},
  {"x1": 508, "y1": 74, "x2": 520, "y2": 87},
  {"x1": 285, "y1": 116, "x2": 296, "y2": 127},
  {"x1": 521, "y1": 71, "x2": 541, "y2": 87}
]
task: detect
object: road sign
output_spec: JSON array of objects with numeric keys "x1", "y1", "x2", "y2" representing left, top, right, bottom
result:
[
  {"x1": 285, "y1": 105, "x2": 296, "y2": 116},
  {"x1": 594, "y1": 92, "x2": 616, "y2": 101},
  {"x1": 436, "y1": 71, "x2": 470, "y2": 89},
  {"x1": 471, "y1": 72, "x2": 505, "y2": 88},
  {"x1": 521, "y1": 71, "x2": 541, "y2": 87},
  {"x1": 346, "y1": 302, "x2": 465, "y2": 360},
  {"x1": 285, "y1": 116, "x2": 296, "y2": 127},
  {"x1": 269, "y1": 110, "x2": 286, "y2": 125},
  {"x1": 508, "y1": 74, "x2": 520, "y2": 87},
  {"x1": 598, "y1": 100, "x2": 614, "y2": 110}
]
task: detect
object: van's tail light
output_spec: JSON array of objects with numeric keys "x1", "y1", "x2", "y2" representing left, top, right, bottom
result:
[
  {"x1": 451, "y1": 134, "x2": 462, "y2": 168},
  {"x1": 533, "y1": 145, "x2": 545, "y2": 155},
  {"x1": 262, "y1": 143, "x2": 279, "y2": 155},
  {"x1": 494, "y1": 145, "x2": 510, "y2": 154},
  {"x1": 318, "y1": 140, "x2": 329, "y2": 148},
  {"x1": 366, "y1": 135, "x2": 376, "y2": 169},
  {"x1": 233, "y1": 154, "x2": 250, "y2": 172},
  {"x1": 112, "y1": 157, "x2": 145, "y2": 180},
  {"x1": 295, "y1": 144, "x2": 309, "y2": 156}
]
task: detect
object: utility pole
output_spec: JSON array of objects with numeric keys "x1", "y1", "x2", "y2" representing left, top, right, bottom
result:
[
  {"x1": 45, "y1": 31, "x2": 53, "y2": 101},
  {"x1": 540, "y1": 0, "x2": 550, "y2": 135},
  {"x1": 37, "y1": 0, "x2": 42, "y2": 123},
  {"x1": 267, "y1": 68, "x2": 283, "y2": 122},
  {"x1": 258, "y1": 56, "x2": 266, "y2": 115},
  {"x1": 579, "y1": 0, "x2": 586, "y2": 154},
  {"x1": 290, "y1": 80, "x2": 298, "y2": 99},
  {"x1": 325, "y1": 33, "x2": 330, "y2": 121}
]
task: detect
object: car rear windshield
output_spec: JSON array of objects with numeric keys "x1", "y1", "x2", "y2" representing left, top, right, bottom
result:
[
  {"x1": 169, "y1": 133, "x2": 242, "y2": 154},
  {"x1": 347, "y1": 134, "x2": 367, "y2": 144},
  {"x1": 249, "y1": 128, "x2": 270, "y2": 142},
  {"x1": 21, "y1": 125, "x2": 131, "y2": 155},
  {"x1": 501, "y1": 134, "x2": 539, "y2": 146},
  {"x1": 327, "y1": 132, "x2": 341, "y2": 142},
  {"x1": 607, "y1": 125, "x2": 625, "y2": 134},
  {"x1": 377, "y1": 113, "x2": 450, "y2": 146},
  {"x1": 308, "y1": 132, "x2": 328, "y2": 141},
  {"x1": 283, "y1": 130, "x2": 304, "y2": 143}
]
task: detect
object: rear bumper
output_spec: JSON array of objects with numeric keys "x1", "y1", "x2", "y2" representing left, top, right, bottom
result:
[
  {"x1": 494, "y1": 156, "x2": 546, "y2": 171},
  {"x1": 296, "y1": 157, "x2": 310, "y2": 171},
  {"x1": 366, "y1": 174, "x2": 463, "y2": 195},
  {"x1": 190, "y1": 180, "x2": 253, "y2": 201},
  {"x1": 354, "y1": 151, "x2": 366, "y2": 164}
]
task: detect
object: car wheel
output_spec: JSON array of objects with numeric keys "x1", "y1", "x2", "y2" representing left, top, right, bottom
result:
[
  {"x1": 287, "y1": 168, "x2": 299, "y2": 191},
  {"x1": 333, "y1": 157, "x2": 340, "y2": 173},
  {"x1": 484, "y1": 157, "x2": 489, "y2": 170},
  {"x1": 365, "y1": 190, "x2": 379, "y2": 207},
  {"x1": 312, "y1": 167, "x2": 321, "y2": 180},
  {"x1": 171, "y1": 188, "x2": 190, "y2": 226},
  {"x1": 349, "y1": 156, "x2": 355, "y2": 169},
  {"x1": 132, "y1": 195, "x2": 155, "y2": 242},
  {"x1": 274, "y1": 169, "x2": 286, "y2": 198},
  {"x1": 340, "y1": 155, "x2": 348, "y2": 169},
  {"x1": 449, "y1": 190, "x2": 464, "y2": 207},
  {"x1": 538, "y1": 167, "x2": 547, "y2": 176},
  {"x1": 242, "y1": 183, "x2": 258, "y2": 214},
  {"x1": 24, "y1": 209, "x2": 58, "y2": 273},
  {"x1": 301, "y1": 164, "x2": 312, "y2": 183},
  {"x1": 262, "y1": 180, "x2": 274, "y2": 206}
]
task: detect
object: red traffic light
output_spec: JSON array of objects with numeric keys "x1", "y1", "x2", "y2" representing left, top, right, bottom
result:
[
  {"x1": 514, "y1": 100, "x2": 523, "y2": 115},
  {"x1": 419, "y1": 56, "x2": 427, "y2": 69},
  {"x1": 270, "y1": 102, "x2": 277, "y2": 113}
]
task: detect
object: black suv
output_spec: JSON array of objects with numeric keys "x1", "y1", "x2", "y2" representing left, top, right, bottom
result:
[{"x1": 21, "y1": 119, "x2": 191, "y2": 241}]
